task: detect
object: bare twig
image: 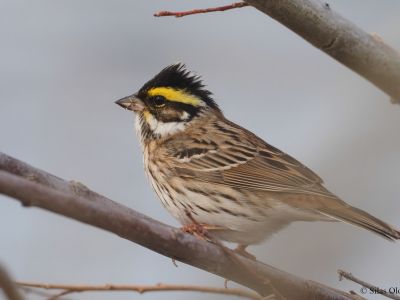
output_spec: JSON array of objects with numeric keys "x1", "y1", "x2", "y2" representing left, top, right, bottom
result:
[
  {"x1": 338, "y1": 270, "x2": 400, "y2": 300},
  {"x1": 16, "y1": 282, "x2": 264, "y2": 300},
  {"x1": 154, "y1": 2, "x2": 249, "y2": 18},
  {"x1": 0, "y1": 264, "x2": 24, "y2": 300},
  {"x1": 0, "y1": 152, "x2": 354, "y2": 300}
]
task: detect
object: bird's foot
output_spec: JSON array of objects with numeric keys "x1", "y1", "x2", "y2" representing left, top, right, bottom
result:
[
  {"x1": 182, "y1": 209, "x2": 215, "y2": 241},
  {"x1": 180, "y1": 222, "x2": 210, "y2": 240},
  {"x1": 233, "y1": 244, "x2": 257, "y2": 261}
]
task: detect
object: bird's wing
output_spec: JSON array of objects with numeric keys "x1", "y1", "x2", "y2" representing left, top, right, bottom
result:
[
  {"x1": 164, "y1": 119, "x2": 400, "y2": 240},
  {"x1": 165, "y1": 119, "x2": 335, "y2": 198}
]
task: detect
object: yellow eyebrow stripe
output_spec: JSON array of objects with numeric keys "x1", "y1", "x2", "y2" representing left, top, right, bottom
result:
[{"x1": 147, "y1": 87, "x2": 202, "y2": 106}]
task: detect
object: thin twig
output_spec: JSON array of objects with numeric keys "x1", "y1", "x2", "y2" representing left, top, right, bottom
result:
[
  {"x1": 338, "y1": 269, "x2": 400, "y2": 300},
  {"x1": 16, "y1": 282, "x2": 263, "y2": 300},
  {"x1": 154, "y1": 2, "x2": 249, "y2": 18}
]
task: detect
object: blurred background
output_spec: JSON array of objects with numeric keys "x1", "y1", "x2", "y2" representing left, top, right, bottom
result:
[{"x1": 1, "y1": 1, "x2": 399, "y2": 299}]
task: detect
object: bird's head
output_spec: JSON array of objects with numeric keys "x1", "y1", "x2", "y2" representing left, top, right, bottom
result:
[{"x1": 115, "y1": 63, "x2": 220, "y2": 141}]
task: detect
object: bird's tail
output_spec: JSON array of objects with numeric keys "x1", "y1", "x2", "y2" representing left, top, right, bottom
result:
[{"x1": 319, "y1": 204, "x2": 400, "y2": 241}]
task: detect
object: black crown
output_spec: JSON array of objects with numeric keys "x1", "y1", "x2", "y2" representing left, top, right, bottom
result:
[{"x1": 139, "y1": 63, "x2": 219, "y2": 110}]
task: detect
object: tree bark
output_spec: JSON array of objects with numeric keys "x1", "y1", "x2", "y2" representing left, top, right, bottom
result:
[{"x1": 0, "y1": 152, "x2": 357, "y2": 300}]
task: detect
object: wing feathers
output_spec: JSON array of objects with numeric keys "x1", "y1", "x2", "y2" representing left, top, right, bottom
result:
[
  {"x1": 318, "y1": 204, "x2": 400, "y2": 240},
  {"x1": 166, "y1": 118, "x2": 333, "y2": 197},
  {"x1": 161, "y1": 117, "x2": 399, "y2": 241}
]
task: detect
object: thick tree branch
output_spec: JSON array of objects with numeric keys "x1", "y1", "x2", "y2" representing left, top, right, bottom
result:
[
  {"x1": 244, "y1": 0, "x2": 400, "y2": 103},
  {"x1": 0, "y1": 152, "x2": 355, "y2": 300},
  {"x1": 16, "y1": 282, "x2": 264, "y2": 300}
]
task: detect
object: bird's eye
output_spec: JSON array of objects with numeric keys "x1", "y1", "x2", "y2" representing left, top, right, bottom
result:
[{"x1": 152, "y1": 96, "x2": 166, "y2": 108}]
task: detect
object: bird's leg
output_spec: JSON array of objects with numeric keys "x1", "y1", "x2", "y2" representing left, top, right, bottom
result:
[{"x1": 234, "y1": 244, "x2": 256, "y2": 261}]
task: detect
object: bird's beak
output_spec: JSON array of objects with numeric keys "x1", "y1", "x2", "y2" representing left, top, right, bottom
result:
[{"x1": 115, "y1": 95, "x2": 145, "y2": 112}]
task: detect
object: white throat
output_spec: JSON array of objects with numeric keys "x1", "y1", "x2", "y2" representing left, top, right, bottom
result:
[{"x1": 135, "y1": 113, "x2": 186, "y2": 142}]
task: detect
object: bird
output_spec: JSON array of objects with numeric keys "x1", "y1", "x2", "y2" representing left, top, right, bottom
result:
[{"x1": 115, "y1": 63, "x2": 399, "y2": 258}]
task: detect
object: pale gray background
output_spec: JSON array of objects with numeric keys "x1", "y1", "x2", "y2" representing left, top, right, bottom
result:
[{"x1": 1, "y1": 1, "x2": 399, "y2": 299}]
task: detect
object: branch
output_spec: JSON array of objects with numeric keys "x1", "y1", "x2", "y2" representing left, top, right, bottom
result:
[
  {"x1": 0, "y1": 152, "x2": 354, "y2": 300},
  {"x1": 154, "y1": 0, "x2": 400, "y2": 103},
  {"x1": 16, "y1": 282, "x2": 264, "y2": 300},
  {"x1": 154, "y1": 2, "x2": 249, "y2": 18},
  {"x1": 0, "y1": 264, "x2": 24, "y2": 300},
  {"x1": 338, "y1": 270, "x2": 400, "y2": 300},
  {"x1": 244, "y1": 0, "x2": 400, "y2": 103}
]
